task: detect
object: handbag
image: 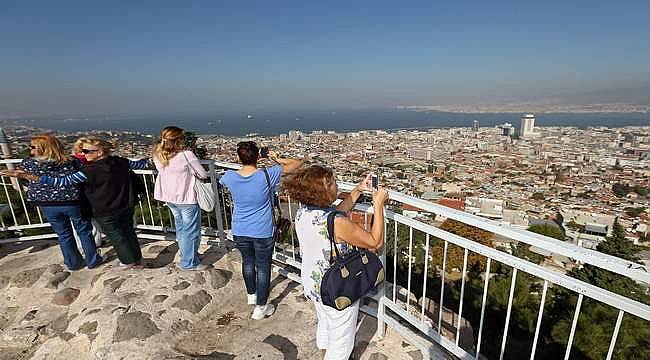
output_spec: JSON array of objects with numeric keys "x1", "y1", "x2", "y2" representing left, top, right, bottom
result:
[
  {"x1": 262, "y1": 168, "x2": 292, "y2": 243},
  {"x1": 320, "y1": 211, "x2": 385, "y2": 310},
  {"x1": 182, "y1": 152, "x2": 216, "y2": 212}
]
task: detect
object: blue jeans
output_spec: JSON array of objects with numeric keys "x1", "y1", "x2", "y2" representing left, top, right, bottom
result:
[
  {"x1": 167, "y1": 203, "x2": 202, "y2": 269},
  {"x1": 234, "y1": 235, "x2": 275, "y2": 305},
  {"x1": 42, "y1": 205, "x2": 103, "y2": 270}
]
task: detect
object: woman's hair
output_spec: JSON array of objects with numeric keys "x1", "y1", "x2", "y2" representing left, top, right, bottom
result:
[
  {"x1": 283, "y1": 165, "x2": 337, "y2": 207},
  {"x1": 78, "y1": 137, "x2": 114, "y2": 156},
  {"x1": 72, "y1": 137, "x2": 87, "y2": 154},
  {"x1": 236, "y1": 141, "x2": 259, "y2": 166},
  {"x1": 152, "y1": 126, "x2": 186, "y2": 167},
  {"x1": 31, "y1": 134, "x2": 69, "y2": 164}
]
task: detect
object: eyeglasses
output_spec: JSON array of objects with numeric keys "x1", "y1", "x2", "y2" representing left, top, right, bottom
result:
[{"x1": 81, "y1": 149, "x2": 99, "y2": 154}]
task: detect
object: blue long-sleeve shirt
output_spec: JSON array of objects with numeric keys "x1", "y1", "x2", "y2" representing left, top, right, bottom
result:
[
  {"x1": 40, "y1": 159, "x2": 149, "y2": 186},
  {"x1": 38, "y1": 156, "x2": 150, "y2": 217}
]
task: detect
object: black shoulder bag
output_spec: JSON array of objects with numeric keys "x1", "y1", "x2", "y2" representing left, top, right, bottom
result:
[
  {"x1": 262, "y1": 168, "x2": 292, "y2": 243},
  {"x1": 320, "y1": 211, "x2": 385, "y2": 310}
]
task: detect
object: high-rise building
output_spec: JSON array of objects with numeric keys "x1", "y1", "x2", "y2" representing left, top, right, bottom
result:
[
  {"x1": 472, "y1": 119, "x2": 479, "y2": 132},
  {"x1": 520, "y1": 113, "x2": 535, "y2": 138},
  {"x1": 500, "y1": 123, "x2": 515, "y2": 137}
]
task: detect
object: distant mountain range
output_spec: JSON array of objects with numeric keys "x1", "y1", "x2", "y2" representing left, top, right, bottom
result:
[{"x1": 401, "y1": 86, "x2": 650, "y2": 114}]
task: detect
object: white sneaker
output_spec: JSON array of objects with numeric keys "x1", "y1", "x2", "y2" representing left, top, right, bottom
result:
[
  {"x1": 251, "y1": 304, "x2": 275, "y2": 320},
  {"x1": 247, "y1": 294, "x2": 257, "y2": 305}
]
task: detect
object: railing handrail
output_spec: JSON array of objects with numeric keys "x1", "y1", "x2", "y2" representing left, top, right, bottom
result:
[
  {"x1": 2, "y1": 157, "x2": 648, "y2": 284},
  {"x1": 339, "y1": 181, "x2": 650, "y2": 285},
  {"x1": 352, "y1": 202, "x2": 650, "y2": 321}
]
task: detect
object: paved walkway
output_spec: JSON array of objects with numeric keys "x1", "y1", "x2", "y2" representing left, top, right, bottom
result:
[{"x1": 0, "y1": 239, "x2": 423, "y2": 359}]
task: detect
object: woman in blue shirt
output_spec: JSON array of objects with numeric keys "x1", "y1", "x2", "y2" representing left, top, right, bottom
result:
[{"x1": 220, "y1": 141, "x2": 302, "y2": 320}]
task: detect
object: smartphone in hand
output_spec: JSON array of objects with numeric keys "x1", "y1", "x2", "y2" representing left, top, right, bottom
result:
[
  {"x1": 371, "y1": 173, "x2": 378, "y2": 191},
  {"x1": 260, "y1": 146, "x2": 269, "y2": 158}
]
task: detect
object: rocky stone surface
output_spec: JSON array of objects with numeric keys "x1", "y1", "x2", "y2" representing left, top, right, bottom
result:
[{"x1": 0, "y1": 239, "x2": 423, "y2": 360}]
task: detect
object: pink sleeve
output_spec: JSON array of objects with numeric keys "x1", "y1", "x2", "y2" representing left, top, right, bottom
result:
[{"x1": 185, "y1": 151, "x2": 208, "y2": 179}]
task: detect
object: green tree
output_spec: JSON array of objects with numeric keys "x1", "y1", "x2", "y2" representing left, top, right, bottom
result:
[
  {"x1": 528, "y1": 223, "x2": 565, "y2": 241},
  {"x1": 183, "y1": 131, "x2": 208, "y2": 159},
  {"x1": 548, "y1": 218, "x2": 650, "y2": 359},
  {"x1": 531, "y1": 192, "x2": 545, "y2": 200},
  {"x1": 624, "y1": 206, "x2": 646, "y2": 218}
]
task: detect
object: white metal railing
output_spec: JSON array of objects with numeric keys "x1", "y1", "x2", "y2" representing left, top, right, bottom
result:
[{"x1": 1, "y1": 158, "x2": 649, "y2": 360}]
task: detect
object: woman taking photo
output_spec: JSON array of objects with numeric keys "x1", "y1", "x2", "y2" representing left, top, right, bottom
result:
[
  {"x1": 6, "y1": 137, "x2": 149, "y2": 269},
  {"x1": 284, "y1": 166, "x2": 388, "y2": 360},
  {"x1": 1, "y1": 134, "x2": 102, "y2": 270},
  {"x1": 220, "y1": 141, "x2": 302, "y2": 320},
  {"x1": 152, "y1": 126, "x2": 208, "y2": 271}
]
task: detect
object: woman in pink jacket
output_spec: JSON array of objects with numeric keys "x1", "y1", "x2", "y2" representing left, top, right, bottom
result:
[{"x1": 152, "y1": 126, "x2": 208, "y2": 271}]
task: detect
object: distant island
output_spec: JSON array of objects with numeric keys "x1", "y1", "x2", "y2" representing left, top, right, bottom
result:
[{"x1": 399, "y1": 102, "x2": 650, "y2": 114}]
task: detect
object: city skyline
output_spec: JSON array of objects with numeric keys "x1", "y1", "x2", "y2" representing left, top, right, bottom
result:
[{"x1": 1, "y1": 1, "x2": 650, "y2": 116}]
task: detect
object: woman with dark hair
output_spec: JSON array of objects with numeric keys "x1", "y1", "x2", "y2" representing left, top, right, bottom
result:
[
  {"x1": 5, "y1": 137, "x2": 149, "y2": 269},
  {"x1": 220, "y1": 141, "x2": 302, "y2": 320},
  {"x1": 283, "y1": 165, "x2": 388, "y2": 360},
  {"x1": 1, "y1": 134, "x2": 102, "y2": 270},
  {"x1": 152, "y1": 126, "x2": 208, "y2": 271}
]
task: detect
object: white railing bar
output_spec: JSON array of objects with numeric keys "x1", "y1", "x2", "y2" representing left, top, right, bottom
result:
[
  {"x1": 564, "y1": 294, "x2": 584, "y2": 360},
  {"x1": 456, "y1": 248, "x2": 469, "y2": 346},
  {"x1": 378, "y1": 208, "x2": 650, "y2": 321},
  {"x1": 474, "y1": 258, "x2": 491, "y2": 359},
  {"x1": 0, "y1": 232, "x2": 59, "y2": 244},
  {"x1": 137, "y1": 197, "x2": 146, "y2": 224},
  {"x1": 421, "y1": 233, "x2": 430, "y2": 323},
  {"x1": 393, "y1": 220, "x2": 398, "y2": 303},
  {"x1": 406, "y1": 226, "x2": 414, "y2": 310},
  {"x1": 383, "y1": 299, "x2": 476, "y2": 360},
  {"x1": 287, "y1": 195, "x2": 296, "y2": 260},
  {"x1": 141, "y1": 173, "x2": 155, "y2": 225},
  {"x1": 499, "y1": 268, "x2": 518, "y2": 360},
  {"x1": 338, "y1": 182, "x2": 650, "y2": 284},
  {"x1": 529, "y1": 280, "x2": 548, "y2": 360},
  {"x1": 2, "y1": 223, "x2": 51, "y2": 231},
  {"x1": 605, "y1": 310, "x2": 624, "y2": 360},
  {"x1": 2, "y1": 176, "x2": 19, "y2": 226},
  {"x1": 157, "y1": 200, "x2": 164, "y2": 228},
  {"x1": 207, "y1": 162, "x2": 226, "y2": 241},
  {"x1": 15, "y1": 185, "x2": 31, "y2": 225},
  {"x1": 438, "y1": 240, "x2": 448, "y2": 335},
  {"x1": 36, "y1": 204, "x2": 43, "y2": 223}
]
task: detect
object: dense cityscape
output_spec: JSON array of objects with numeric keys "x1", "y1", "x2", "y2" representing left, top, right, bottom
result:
[{"x1": 2, "y1": 114, "x2": 649, "y2": 359}]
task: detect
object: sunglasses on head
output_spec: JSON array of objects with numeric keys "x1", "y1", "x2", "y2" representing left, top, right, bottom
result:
[{"x1": 81, "y1": 149, "x2": 99, "y2": 154}]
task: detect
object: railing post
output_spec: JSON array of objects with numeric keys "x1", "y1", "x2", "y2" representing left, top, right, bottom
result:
[
  {"x1": 376, "y1": 209, "x2": 388, "y2": 339},
  {"x1": 208, "y1": 162, "x2": 226, "y2": 242}
]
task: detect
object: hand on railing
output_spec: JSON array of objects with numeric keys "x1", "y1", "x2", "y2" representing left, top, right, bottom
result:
[{"x1": 0, "y1": 169, "x2": 31, "y2": 179}]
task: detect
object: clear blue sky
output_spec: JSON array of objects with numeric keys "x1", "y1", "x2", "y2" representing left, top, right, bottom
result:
[{"x1": 1, "y1": 1, "x2": 649, "y2": 115}]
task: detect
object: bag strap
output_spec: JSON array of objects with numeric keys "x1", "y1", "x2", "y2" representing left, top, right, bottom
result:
[
  {"x1": 262, "y1": 168, "x2": 278, "y2": 226},
  {"x1": 181, "y1": 151, "x2": 201, "y2": 179},
  {"x1": 326, "y1": 211, "x2": 343, "y2": 262}
]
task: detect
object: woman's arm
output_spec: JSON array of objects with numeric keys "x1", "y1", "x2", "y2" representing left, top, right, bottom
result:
[
  {"x1": 128, "y1": 158, "x2": 150, "y2": 170},
  {"x1": 0, "y1": 169, "x2": 87, "y2": 186},
  {"x1": 268, "y1": 150, "x2": 303, "y2": 174},
  {"x1": 333, "y1": 188, "x2": 389, "y2": 251},
  {"x1": 184, "y1": 151, "x2": 208, "y2": 179},
  {"x1": 336, "y1": 173, "x2": 372, "y2": 212}
]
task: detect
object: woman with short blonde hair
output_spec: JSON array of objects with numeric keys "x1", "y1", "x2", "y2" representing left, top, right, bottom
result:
[{"x1": 152, "y1": 126, "x2": 208, "y2": 271}]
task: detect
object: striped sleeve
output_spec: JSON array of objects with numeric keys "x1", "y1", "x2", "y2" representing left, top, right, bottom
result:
[
  {"x1": 128, "y1": 158, "x2": 150, "y2": 170},
  {"x1": 39, "y1": 171, "x2": 88, "y2": 186}
]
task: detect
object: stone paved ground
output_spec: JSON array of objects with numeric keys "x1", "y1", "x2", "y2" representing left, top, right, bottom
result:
[{"x1": 0, "y1": 238, "x2": 423, "y2": 360}]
